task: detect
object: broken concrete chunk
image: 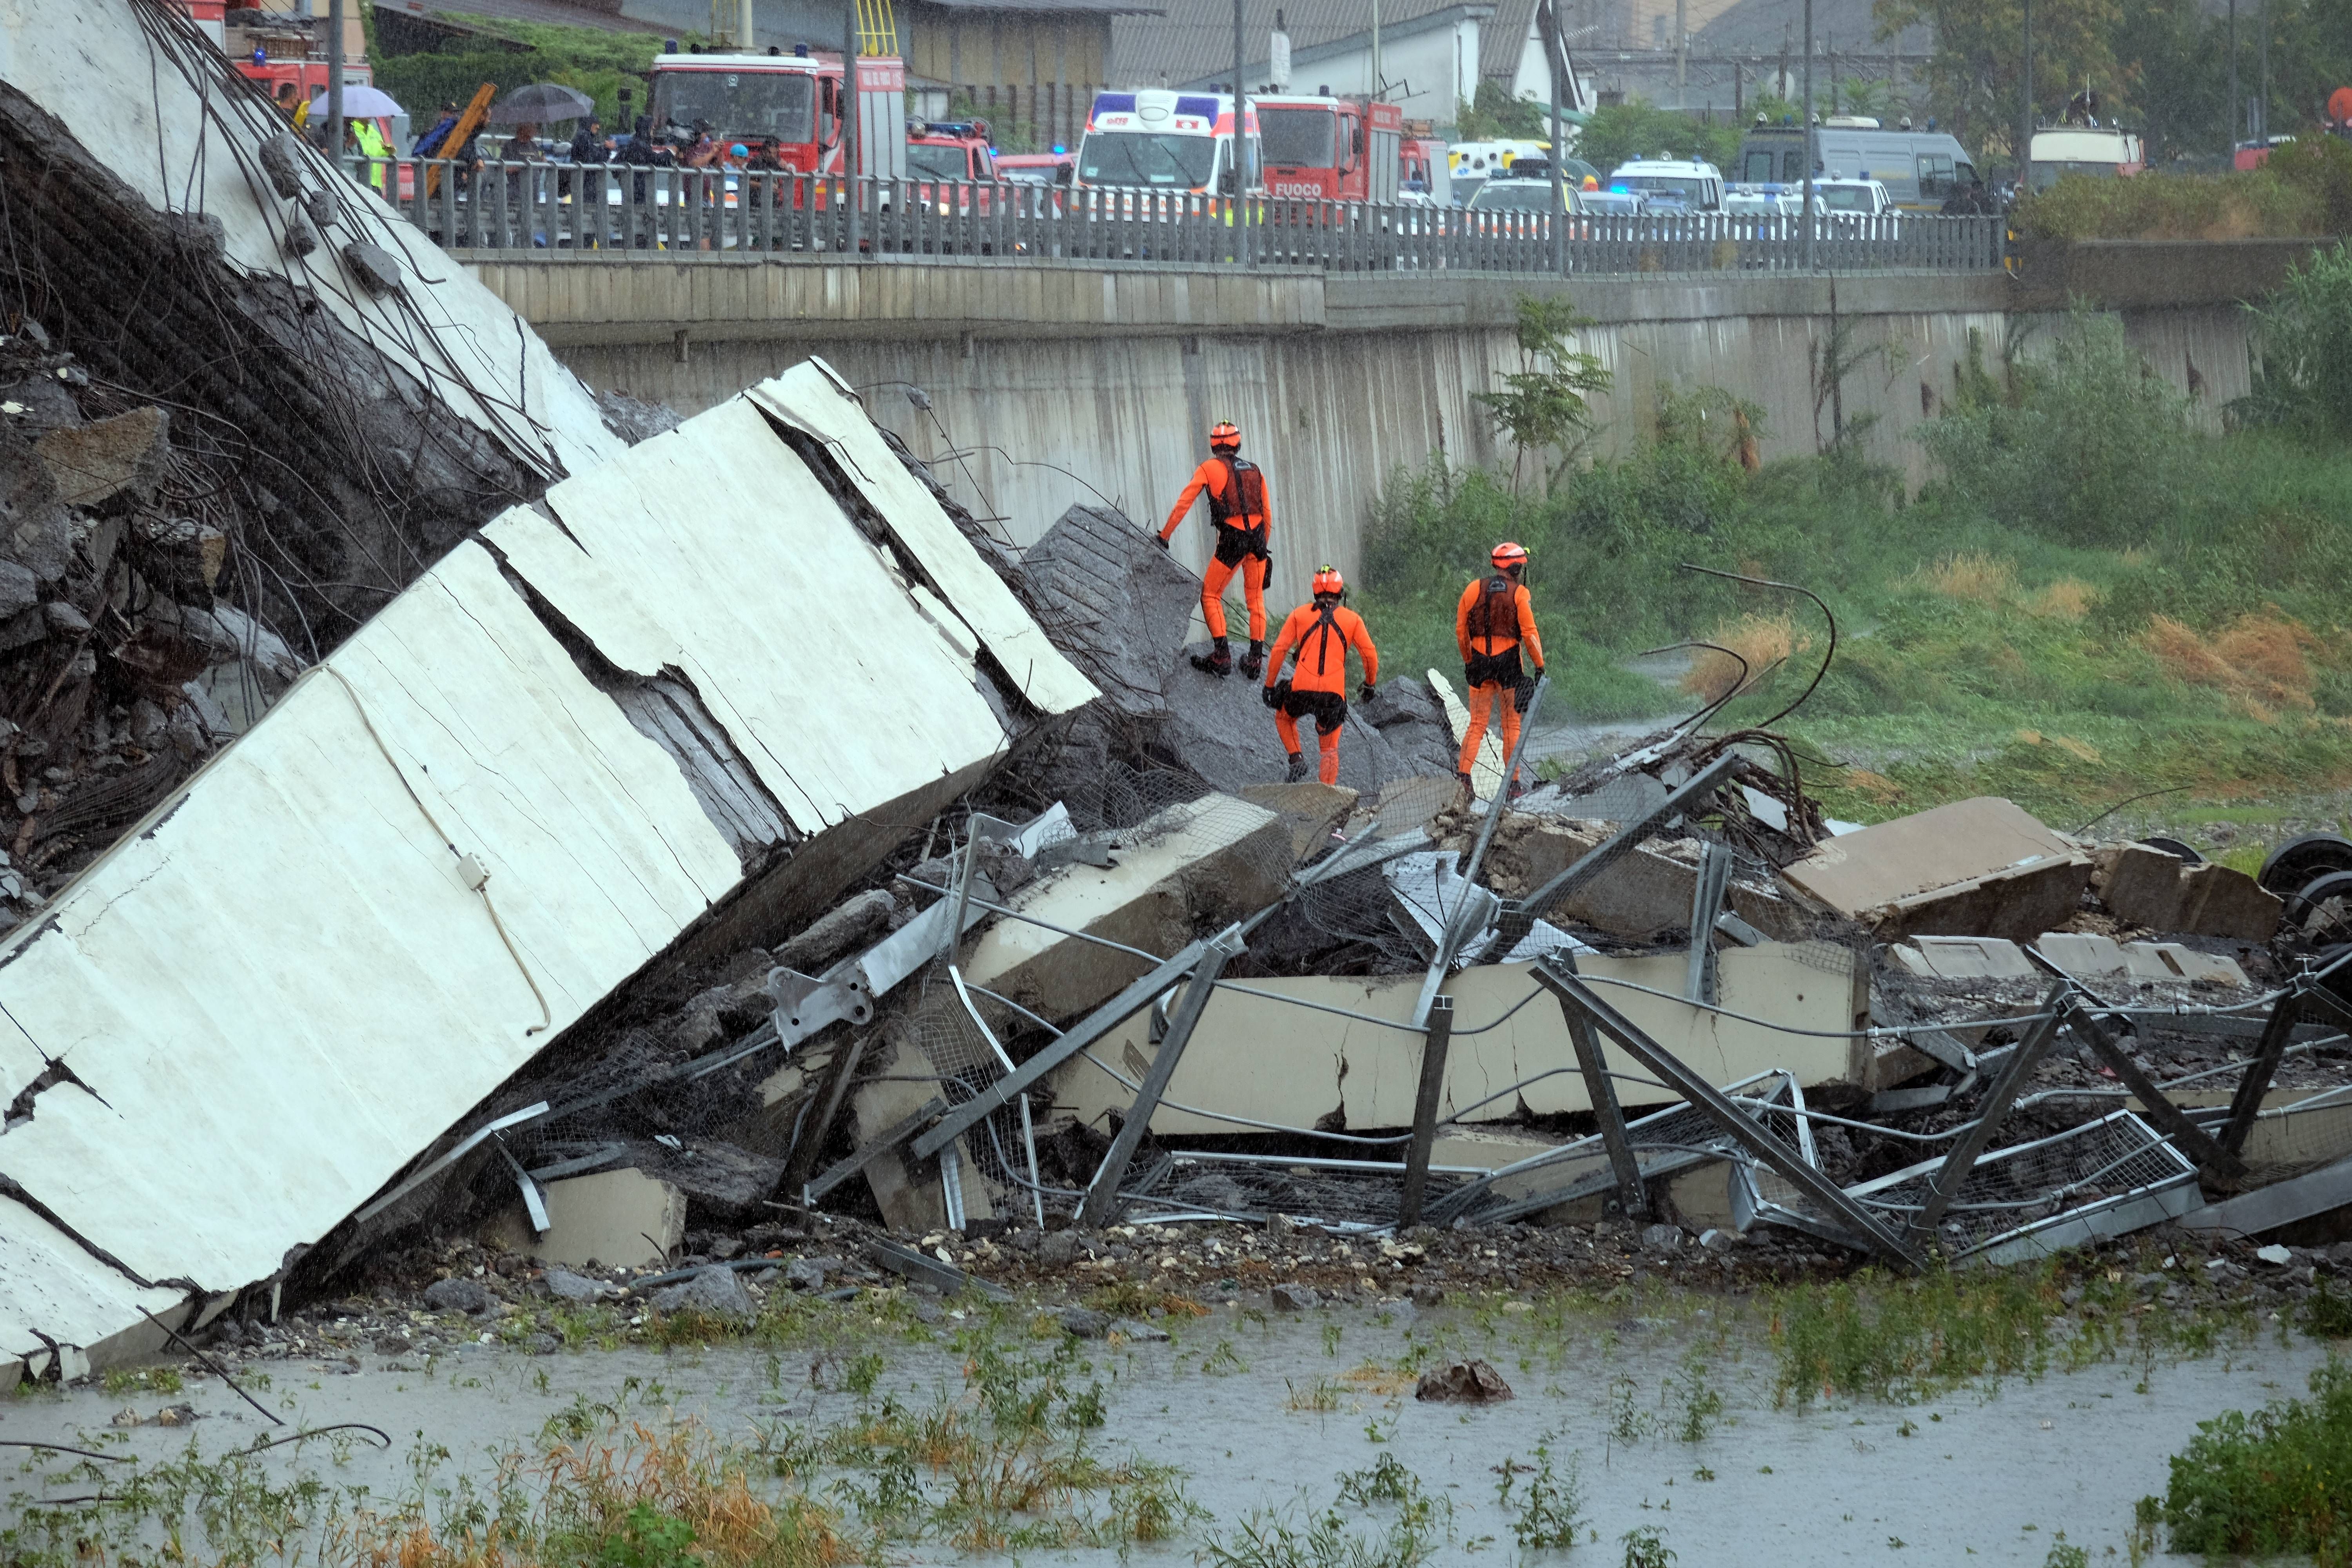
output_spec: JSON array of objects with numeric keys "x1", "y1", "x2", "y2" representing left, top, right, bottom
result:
[
  {"x1": 1782, "y1": 797, "x2": 2090, "y2": 943},
  {"x1": 960, "y1": 793, "x2": 1289, "y2": 1024},
  {"x1": 1415, "y1": 1358, "x2": 1513, "y2": 1402},
  {"x1": 785, "y1": 1256, "x2": 838, "y2": 1292},
  {"x1": 520, "y1": 1169, "x2": 687, "y2": 1269},
  {"x1": 1890, "y1": 935, "x2": 2037, "y2": 980},
  {"x1": 1270, "y1": 1282, "x2": 1319, "y2": 1311},
  {"x1": 258, "y1": 131, "x2": 304, "y2": 198},
  {"x1": 341, "y1": 241, "x2": 405, "y2": 297},
  {"x1": 421, "y1": 1277, "x2": 495, "y2": 1316},
  {"x1": 651, "y1": 1265, "x2": 756, "y2": 1322},
  {"x1": 1055, "y1": 1305, "x2": 1114, "y2": 1337},
  {"x1": 542, "y1": 1267, "x2": 608, "y2": 1302},
  {"x1": 775, "y1": 889, "x2": 898, "y2": 973},
  {"x1": 1479, "y1": 815, "x2": 1804, "y2": 940},
  {"x1": 2094, "y1": 843, "x2": 2282, "y2": 942},
  {"x1": 1240, "y1": 781, "x2": 1359, "y2": 863},
  {"x1": 34, "y1": 406, "x2": 169, "y2": 510},
  {"x1": 0, "y1": 561, "x2": 38, "y2": 624}
]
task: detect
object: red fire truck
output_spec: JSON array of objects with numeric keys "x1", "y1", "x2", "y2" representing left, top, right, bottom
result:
[
  {"x1": 1252, "y1": 90, "x2": 1403, "y2": 203},
  {"x1": 646, "y1": 45, "x2": 907, "y2": 179}
]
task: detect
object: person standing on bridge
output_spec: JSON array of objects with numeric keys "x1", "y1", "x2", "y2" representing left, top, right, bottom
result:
[
  {"x1": 1263, "y1": 566, "x2": 1378, "y2": 784},
  {"x1": 1159, "y1": 419, "x2": 1273, "y2": 679},
  {"x1": 1456, "y1": 541, "x2": 1546, "y2": 799}
]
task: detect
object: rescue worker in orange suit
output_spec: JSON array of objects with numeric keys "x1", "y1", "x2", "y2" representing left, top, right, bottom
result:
[
  {"x1": 1456, "y1": 541, "x2": 1546, "y2": 797},
  {"x1": 1159, "y1": 419, "x2": 1272, "y2": 678},
  {"x1": 1262, "y1": 566, "x2": 1379, "y2": 784}
]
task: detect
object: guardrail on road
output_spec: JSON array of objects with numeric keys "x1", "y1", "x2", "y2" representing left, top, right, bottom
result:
[{"x1": 354, "y1": 158, "x2": 2004, "y2": 274}]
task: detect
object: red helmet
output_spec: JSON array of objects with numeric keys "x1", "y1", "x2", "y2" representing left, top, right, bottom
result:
[
  {"x1": 1209, "y1": 420, "x2": 1241, "y2": 449},
  {"x1": 1492, "y1": 541, "x2": 1530, "y2": 570},
  {"x1": 1312, "y1": 564, "x2": 1345, "y2": 597}
]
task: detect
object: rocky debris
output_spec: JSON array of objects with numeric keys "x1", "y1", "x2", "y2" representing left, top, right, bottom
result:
[
  {"x1": 650, "y1": 1265, "x2": 757, "y2": 1323},
  {"x1": 542, "y1": 1267, "x2": 610, "y2": 1302},
  {"x1": 595, "y1": 388, "x2": 685, "y2": 446},
  {"x1": 1415, "y1": 1358, "x2": 1514, "y2": 1403},
  {"x1": 421, "y1": 1277, "x2": 497, "y2": 1316},
  {"x1": 786, "y1": 1256, "x2": 841, "y2": 1292},
  {"x1": 774, "y1": 889, "x2": 898, "y2": 974},
  {"x1": 1054, "y1": 1305, "x2": 1113, "y2": 1337},
  {"x1": 1270, "y1": 1282, "x2": 1320, "y2": 1311}
]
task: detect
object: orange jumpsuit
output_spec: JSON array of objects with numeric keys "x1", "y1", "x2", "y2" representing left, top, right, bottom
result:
[
  {"x1": 1455, "y1": 573, "x2": 1546, "y2": 782},
  {"x1": 1265, "y1": 599, "x2": 1378, "y2": 785},
  {"x1": 1161, "y1": 454, "x2": 1270, "y2": 642}
]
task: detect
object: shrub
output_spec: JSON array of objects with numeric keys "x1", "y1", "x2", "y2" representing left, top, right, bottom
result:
[
  {"x1": 2160, "y1": 1358, "x2": 2352, "y2": 1566},
  {"x1": 1919, "y1": 312, "x2": 2196, "y2": 546},
  {"x1": 2238, "y1": 241, "x2": 2352, "y2": 438}
]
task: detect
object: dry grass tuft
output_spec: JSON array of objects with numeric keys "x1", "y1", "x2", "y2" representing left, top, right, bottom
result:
[
  {"x1": 2027, "y1": 579, "x2": 2096, "y2": 620},
  {"x1": 1921, "y1": 552, "x2": 2018, "y2": 603},
  {"x1": 2143, "y1": 611, "x2": 2321, "y2": 717},
  {"x1": 1683, "y1": 612, "x2": 1814, "y2": 701}
]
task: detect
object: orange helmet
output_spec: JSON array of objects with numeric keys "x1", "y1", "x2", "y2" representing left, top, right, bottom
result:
[
  {"x1": 1312, "y1": 564, "x2": 1345, "y2": 597},
  {"x1": 1492, "y1": 541, "x2": 1530, "y2": 570},
  {"x1": 1209, "y1": 420, "x2": 1241, "y2": 449}
]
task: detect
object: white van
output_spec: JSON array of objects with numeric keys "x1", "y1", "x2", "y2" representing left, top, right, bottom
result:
[{"x1": 1605, "y1": 157, "x2": 1724, "y2": 213}]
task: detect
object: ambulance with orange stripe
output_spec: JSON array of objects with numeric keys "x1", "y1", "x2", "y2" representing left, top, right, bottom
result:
[{"x1": 1073, "y1": 89, "x2": 1261, "y2": 198}]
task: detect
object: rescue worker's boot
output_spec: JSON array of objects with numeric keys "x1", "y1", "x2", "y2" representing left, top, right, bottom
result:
[
  {"x1": 1238, "y1": 639, "x2": 1266, "y2": 680},
  {"x1": 1455, "y1": 769, "x2": 1475, "y2": 801},
  {"x1": 1286, "y1": 751, "x2": 1310, "y2": 783},
  {"x1": 1190, "y1": 637, "x2": 1233, "y2": 678}
]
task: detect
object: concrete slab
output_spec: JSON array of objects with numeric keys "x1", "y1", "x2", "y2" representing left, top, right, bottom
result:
[
  {"x1": 1782, "y1": 797, "x2": 2091, "y2": 941},
  {"x1": 1482, "y1": 817, "x2": 1805, "y2": 940},
  {"x1": 2095, "y1": 843, "x2": 2283, "y2": 941},
  {"x1": 522, "y1": 1169, "x2": 686, "y2": 1270},
  {"x1": 2120, "y1": 941, "x2": 2250, "y2": 986},
  {"x1": 1049, "y1": 942, "x2": 1866, "y2": 1137},
  {"x1": 1240, "y1": 782, "x2": 1360, "y2": 863},
  {"x1": 960, "y1": 794, "x2": 1290, "y2": 1024},
  {"x1": 2178, "y1": 1151, "x2": 2352, "y2": 1239},
  {"x1": 2036, "y1": 932, "x2": 2128, "y2": 976},
  {"x1": 849, "y1": 1035, "x2": 994, "y2": 1234},
  {"x1": 1890, "y1": 935, "x2": 2037, "y2": 980}
]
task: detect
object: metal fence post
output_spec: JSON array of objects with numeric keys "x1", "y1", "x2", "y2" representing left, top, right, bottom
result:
[{"x1": 1396, "y1": 994, "x2": 1454, "y2": 1228}]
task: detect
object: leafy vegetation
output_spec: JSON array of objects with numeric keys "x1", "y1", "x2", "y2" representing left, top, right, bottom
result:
[
  {"x1": 1473, "y1": 296, "x2": 1613, "y2": 496},
  {"x1": 2159, "y1": 1357, "x2": 2352, "y2": 1566},
  {"x1": 367, "y1": 9, "x2": 672, "y2": 130},
  {"x1": 2243, "y1": 240, "x2": 2352, "y2": 437},
  {"x1": 2014, "y1": 136, "x2": 2352, "y2": 241},
  {"x1": 1357, "y1": 293, "x2": 2352, "y2": 829}
]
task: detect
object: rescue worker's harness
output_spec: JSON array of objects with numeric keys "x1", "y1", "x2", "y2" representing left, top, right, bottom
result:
[{"x1": 1207, "y1": 454, "x2": 1270, "y2": 568}]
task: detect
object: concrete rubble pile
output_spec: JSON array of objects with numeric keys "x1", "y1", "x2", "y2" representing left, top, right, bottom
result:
[{"x1": 5, "y1": 11, "x2": 2352, "y2": 1385}]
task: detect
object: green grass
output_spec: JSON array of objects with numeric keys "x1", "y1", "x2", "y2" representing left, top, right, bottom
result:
[
  {"x1": 1359, "y1": 307, "x2": 2352, "y2": 831},
  {"x1": 2158, "y1": 1357, "x2": 2352, "y2": 1566}
]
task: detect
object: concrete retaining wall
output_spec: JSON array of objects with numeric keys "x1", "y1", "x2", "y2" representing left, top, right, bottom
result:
[{"x1": 467, "y1": 258, "x2": 2258, "y2": 592}]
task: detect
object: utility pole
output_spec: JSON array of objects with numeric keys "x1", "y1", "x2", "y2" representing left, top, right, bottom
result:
[
  {"x1": 325, "y1": 0, "x2": 345, "y2": 162},
  {"x1": 2257, "y1": 0, "x2": 2269, "y2": 145},
  {"x1": 1541, "y1": 0, "x2": 1565, "y2": 276},
  {"x1": 2019, "y1": 0, "x2": 2033, "y2": 193},
  {"x1": 1234, "y1": 0, "x2": 1251, "y2": 267},
  {"x1": 741, "y1": 0, "x2": 755, "y2": 47},
  {"x1": 1371, "y1": 0, "x2": 1381, "y2": 97},
  {"x1": 844, "y1": 5, "x2": 861, "y2": 258},
  {"x1": 2227, "y1": 0, "x2": 2238, "y2": 146},
  {"x1": 1800, "y1": 0, "x2": 1814, "y2": 270},
  {"x1": 1675, "y1": 0, "x2": 1686, "y2": 107}
]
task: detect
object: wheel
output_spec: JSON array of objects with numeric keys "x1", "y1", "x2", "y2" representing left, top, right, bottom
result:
[
  {"x1": 2285, "y1": 868, "x2": 2352, "y2": 939},
  {"x1": 2259, "y1": 833, "x2": 2352, "y2": 895}
]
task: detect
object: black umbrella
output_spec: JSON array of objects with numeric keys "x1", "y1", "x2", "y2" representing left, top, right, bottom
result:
[{"x1": 487, "y1": 83, "x2": 595, "y2": 124}]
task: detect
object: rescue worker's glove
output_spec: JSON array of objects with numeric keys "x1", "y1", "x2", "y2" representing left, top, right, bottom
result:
[
  {"x1": 1359, "y1": 681, "x2": 1377, "y2": 702},
  {"x1": 1260, "y1": 683, "x2": 1283, "y2": 710}
]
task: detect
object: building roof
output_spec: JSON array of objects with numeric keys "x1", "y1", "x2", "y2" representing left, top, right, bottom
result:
[{"x1": 1115, "y1": 0, "x2": 1530, "y2": 95}]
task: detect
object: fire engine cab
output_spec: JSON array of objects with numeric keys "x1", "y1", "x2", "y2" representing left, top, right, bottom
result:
[
  {"x1": 906, "y1": 119, "x2": 997, "y2": 182},
  {"x1": 647, "y1": 45, "x2": 906, "y2": 178},
  {"x1": 1252, "y1": 89, "x2": 1402, "y2": 203},
  {"x1": 1074, "y1": 89, "x2": 1259, "y2": 194}
]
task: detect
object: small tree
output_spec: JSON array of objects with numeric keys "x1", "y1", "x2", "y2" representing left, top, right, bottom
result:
[{"x1": 1474, "y1": 295, "x2": 1614, "y2": 494}]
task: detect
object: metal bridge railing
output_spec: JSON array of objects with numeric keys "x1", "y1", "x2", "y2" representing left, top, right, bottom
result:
[{"x1": 352, "y1": 158, "x2": 2006, "y2": 274}]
